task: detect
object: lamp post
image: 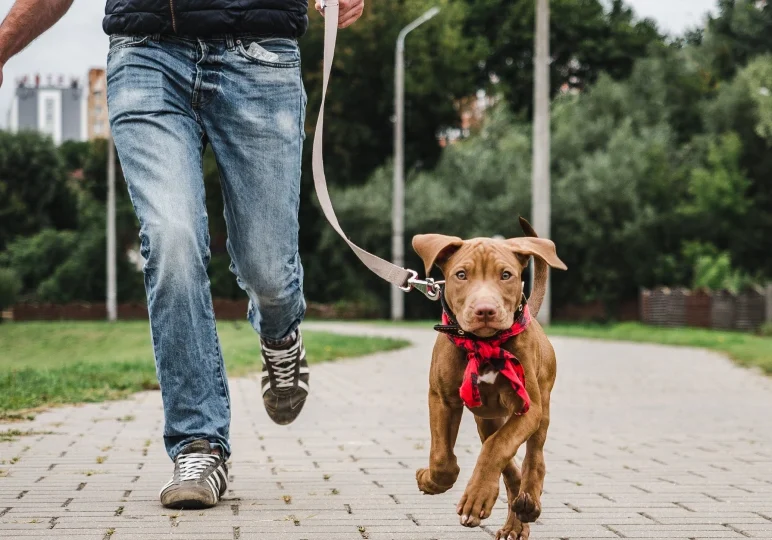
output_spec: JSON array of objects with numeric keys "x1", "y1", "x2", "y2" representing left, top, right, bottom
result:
[
  {"x1": 532, "y1": 0, "x2": 551, "y2": 325},
  {"x1": 107, "y1": 136, "x2": 117, "y2": 322},
  {"x1": 392, "y1": 6, "x2": 440, "y2": 321}
]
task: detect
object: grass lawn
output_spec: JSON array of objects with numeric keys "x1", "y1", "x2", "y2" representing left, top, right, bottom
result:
[
  {"x1": 376, "y1": 320, "x2": 772, "y2": 375},
  {"x1": 548, "y1": 322, "x2": 772, "y2": 375},
  {"x1": 0, "y1": 321, "x2": 409, "y2": 415}
]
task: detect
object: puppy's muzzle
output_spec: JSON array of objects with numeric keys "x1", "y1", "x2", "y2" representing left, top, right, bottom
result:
[{"x1": 473, "y1": 303, "x2": 497, "y2": 323}]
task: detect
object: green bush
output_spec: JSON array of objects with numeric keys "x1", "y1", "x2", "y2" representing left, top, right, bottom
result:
[
  {"x1": 0, "y1": 268, "x2": 22, "y2": 314},
  {"x1": 0, "y1": 229, "x2": 79, "y2": 293}
]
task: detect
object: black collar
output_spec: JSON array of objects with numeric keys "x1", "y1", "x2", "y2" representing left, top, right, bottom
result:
[{"x1": 433, "y1": 288, "x2": 527, "y2": 340}]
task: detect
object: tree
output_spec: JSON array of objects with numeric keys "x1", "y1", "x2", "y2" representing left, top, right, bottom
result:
[
  {"x1": 463, "y1": 0, "x2": 662, "y2": 113},
  {"x1": 679, "y1": 132, "x2": 752, "y2": 243},
  {"x1": 0, "y1": 132, "x2": 73, "y2": 250},
  {"x1": 0, "y1": 198, "x2": 144, "y2": 304},
  {"x1": 701, "y1": 56, "x2": 772, "y2": 277},
  {"x1": 80, "y1": 138, "x2": 139, "y2": 251},
  {"x1": 701, "y1": 0, "x2": 772, "y2": 81},
  {"x1": 301, "y1": 0, "x2": 484, "y2": 188},
  {"x1": 0, "y1": 268, "x2": 21, "y2": 317},
  {"x1": 58, "y1": 140, "x2": 91, "y2": 172}
]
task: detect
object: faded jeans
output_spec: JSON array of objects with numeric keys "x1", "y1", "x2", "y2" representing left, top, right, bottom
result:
[{"x1": 106, "y1": 34, "x2": 307, "y2": 460}]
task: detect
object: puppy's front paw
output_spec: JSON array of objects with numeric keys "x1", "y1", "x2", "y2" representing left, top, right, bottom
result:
[
  {"x1": 416, "y1": 467, "x2": 454, "y2": 495},
  {"x1": 496, "y1": 522, "x2": 530, "y2": 540},
  {"x1": 496, "y1": 511, "x2": 530, "y2": 540},
  {"x1": 513, "y1": 492, "x2": 541, "y2": 523},
  {"x1": 456, "y1": 478, "x2": 499, "y2": 527}
]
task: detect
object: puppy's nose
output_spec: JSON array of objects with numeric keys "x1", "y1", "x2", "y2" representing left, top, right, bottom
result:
[{"x1": 474, "y1": 303, "x2": 497, "y2": 320}]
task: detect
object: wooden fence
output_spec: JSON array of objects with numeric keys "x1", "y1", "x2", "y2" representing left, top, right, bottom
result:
[{"x1": 641, "y1": 286, "x2": 772, "y2": 332}]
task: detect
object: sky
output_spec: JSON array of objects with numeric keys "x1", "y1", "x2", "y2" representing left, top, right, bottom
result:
[{"x1": 0, "y1": 0, "x2": 717, "y2": 128}]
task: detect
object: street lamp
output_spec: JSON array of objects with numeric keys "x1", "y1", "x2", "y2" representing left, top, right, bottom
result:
[
  {"x1": 392, "y1": 6, "x2": 440, "y2": 322},
  {"x1": 107, "y1": 135, "x2": 117, "y2": 322},
  {"x1": 532, "y1": 0, "x2": 551, "y2": 324}
]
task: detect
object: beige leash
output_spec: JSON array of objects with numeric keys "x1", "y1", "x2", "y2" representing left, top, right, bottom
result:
[{"x1": 311, "y1": 0, "x2": 442, "y2": 300}]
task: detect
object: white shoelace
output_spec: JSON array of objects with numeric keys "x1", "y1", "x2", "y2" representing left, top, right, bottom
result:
[
  {"x1": 263, "y1": 334, "x2": 302, "y2": 389},
  {"x1": 160, "y1": 451, "x2": 225, "y2": 499},
  {"x1": 177, "y1": 453, "x2": 219, "y2": 482}
]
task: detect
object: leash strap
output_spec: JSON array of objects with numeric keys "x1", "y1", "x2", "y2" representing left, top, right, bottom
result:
[{"x1": 313, "y1": 1, "x2": 440, "y2": 298}]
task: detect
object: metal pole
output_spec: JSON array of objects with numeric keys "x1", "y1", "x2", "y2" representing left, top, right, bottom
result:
[
  {"x1": 107, "y1": 136, "x2": 117, "y2": 322},
  {"x1": 392, "y1": 33, "x2": 405, "y2": 322},
  {"x1": 532, "y1": 0, "x2": 551, "y2": 325},
  {"x1": 391, "y1": 6, "x2": 440, "y2": 322}
]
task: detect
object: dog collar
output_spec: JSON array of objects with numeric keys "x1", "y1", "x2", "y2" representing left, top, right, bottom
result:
[{"x1": 434, "y1": 289, "x2": 528, "y2": 340}]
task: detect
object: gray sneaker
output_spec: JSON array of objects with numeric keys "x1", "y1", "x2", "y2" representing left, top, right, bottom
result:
[
  {"x1": 260, "y1": 330, "x2": 309, "y2": 425},
  {"x1": 159, "y1": 440, "x2": 228, "y2": 509}
]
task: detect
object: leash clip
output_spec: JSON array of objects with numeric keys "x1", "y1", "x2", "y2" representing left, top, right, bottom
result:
[{"x1": 399, "y1": 269, "x2": 444, "y2": 301}]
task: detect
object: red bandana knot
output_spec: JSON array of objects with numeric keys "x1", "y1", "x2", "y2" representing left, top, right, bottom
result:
[{"x1": 443, "y1": 305, "x2": 531, "y2": 413}]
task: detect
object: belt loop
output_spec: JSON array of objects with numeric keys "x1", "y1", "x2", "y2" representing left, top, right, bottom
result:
[{"x1": 225, "y1": 35, "x2": 235, "y2": 50}]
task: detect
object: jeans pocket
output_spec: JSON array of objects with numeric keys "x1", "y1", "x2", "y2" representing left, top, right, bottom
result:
[
  {"x1": 235, "y1": 38, "x2": 300, "y2": 68},
  {"x1": 108, "y1": 34, "x2": 151, "y2": 54}
]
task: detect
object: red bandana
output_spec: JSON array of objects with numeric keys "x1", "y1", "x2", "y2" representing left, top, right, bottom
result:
[{"x1": 440, "y1": 305, "x2": 531, "y2": 413}]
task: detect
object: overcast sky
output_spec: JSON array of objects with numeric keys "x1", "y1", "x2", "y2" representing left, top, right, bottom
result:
[{"x1": 0, "y1": 0, "x2": 717, "y2": 128}]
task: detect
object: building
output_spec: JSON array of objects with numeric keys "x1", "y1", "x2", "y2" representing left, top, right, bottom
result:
[
  {"x1": 87, "y1": 68, "x2": 109, "y2": 140},
  {"x1": 437, "y1": 89, "x2": 497, "y2": 147},
  {"x1": 8, "y1": 74, "x2": 86, "y2": 145}
]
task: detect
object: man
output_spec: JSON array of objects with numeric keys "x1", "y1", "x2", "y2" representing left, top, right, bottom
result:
[{"x1": 0, "y1": 0, "x2": 363, "y2": 509}]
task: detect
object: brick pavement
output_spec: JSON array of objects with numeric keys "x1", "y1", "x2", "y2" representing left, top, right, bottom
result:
[{"x1": 1, "y1": 322, "x2": 771, "y2": 539}]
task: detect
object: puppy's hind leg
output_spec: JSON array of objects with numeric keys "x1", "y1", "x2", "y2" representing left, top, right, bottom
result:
[
  {"x1": 416, "y1": 390, "x2": 463, "y2": 495},
  {"x1": 475, "y1": 417, "x2": 530, "y2": 540}
]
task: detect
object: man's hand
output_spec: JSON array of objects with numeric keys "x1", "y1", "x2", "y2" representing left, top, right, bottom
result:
[
  {"x1": 0, "y1": 0, "x2": 74, "y2": 86},
  {"x1": 315, "y1": 0, "x2": 365, "y2": 29}
]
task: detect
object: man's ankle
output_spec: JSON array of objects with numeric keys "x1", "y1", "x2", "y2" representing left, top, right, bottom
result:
[{"x1": 262, "y1": 330, "x2": 298, "y2": 348}]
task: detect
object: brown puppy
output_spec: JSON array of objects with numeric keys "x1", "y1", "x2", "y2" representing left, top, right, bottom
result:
[{"x1": 412, "y1": 218, "x2": 567, "y2": 540}]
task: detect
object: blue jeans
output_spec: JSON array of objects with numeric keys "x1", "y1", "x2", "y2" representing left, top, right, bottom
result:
[{"x1": 106, "y1": 34, "x2": 307, "y2": 460}]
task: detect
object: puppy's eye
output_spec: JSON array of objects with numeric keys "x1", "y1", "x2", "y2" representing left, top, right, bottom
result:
[
  {"x1": 501, "y1": 271, "x2": 513, "y2": 280},
  {"x1": 455, "y1": 270, "x2": 467, "y2": 280}
]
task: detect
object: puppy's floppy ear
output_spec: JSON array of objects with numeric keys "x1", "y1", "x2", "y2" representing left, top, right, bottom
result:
[
  {"x1": 412, "y1": 234, "x2": 463, "y2": 276},
  {"x1": 506, "y1": 237, "x2": 568, "y2": 270}
]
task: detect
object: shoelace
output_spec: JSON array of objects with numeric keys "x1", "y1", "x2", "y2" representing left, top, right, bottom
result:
[
  {"x1": 177, "y1": 453, "x2": 219, "y2": 482},
  {"x1": 263, "y1": 336, "x2": 302, "y2": 389}
]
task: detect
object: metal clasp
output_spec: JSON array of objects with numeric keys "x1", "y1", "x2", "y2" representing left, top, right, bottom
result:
[{"x1": 399, "y1": 269, "x2": 444, "y2": 301}]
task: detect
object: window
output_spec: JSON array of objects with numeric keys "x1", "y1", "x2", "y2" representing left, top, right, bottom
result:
[{"x1": 43, "y1": 98, "x2": 56, "y2": 136}]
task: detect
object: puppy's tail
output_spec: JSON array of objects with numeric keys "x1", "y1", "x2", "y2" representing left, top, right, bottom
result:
[{"x1": 519, "y1": 217, "x2": 548, "y2": 318}]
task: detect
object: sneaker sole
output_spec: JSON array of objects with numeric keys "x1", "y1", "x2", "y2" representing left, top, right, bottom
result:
[
  {"x1": 265, "y1": 393, "x2": 308, "y2": 425},
  {"x1": 161, "y1": 487, "x2": 218, "y2": 509}
]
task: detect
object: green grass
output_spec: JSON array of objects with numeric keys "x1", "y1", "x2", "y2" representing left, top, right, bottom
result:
[
  {"x1": 0, "y1": 321, "x2": 409, "y2": 414},
  {"x1": 548, "y1": 322, "x2": 772, "y2": 374},
  {"x1": 375, "y1": 320, "x2": 772, "y2": 375}
]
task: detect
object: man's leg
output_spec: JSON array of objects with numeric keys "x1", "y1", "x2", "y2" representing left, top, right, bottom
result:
[
  {"x1": 200, "y1": 36, "x2": 307, "y2": 424},
  {"x1": 107, "y1": 36, "x2": 231, "y2": 466}
]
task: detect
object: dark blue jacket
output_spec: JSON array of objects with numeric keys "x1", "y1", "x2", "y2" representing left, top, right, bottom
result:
[{"x1": 103, "y1": 0, "x2": 309, "y2": 38}]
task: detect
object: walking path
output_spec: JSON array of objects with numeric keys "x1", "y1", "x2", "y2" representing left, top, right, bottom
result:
[{"x1": 1, "y1": 322, "x2": 771, "y2": 539}]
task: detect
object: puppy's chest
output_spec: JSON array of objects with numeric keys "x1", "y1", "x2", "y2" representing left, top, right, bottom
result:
[
  {"x1": 476, "y1": 369, "x2": 499, "y2": 385},
  {"x1": 469, "y1": 367, "x2": 515, "y2": 417}
]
